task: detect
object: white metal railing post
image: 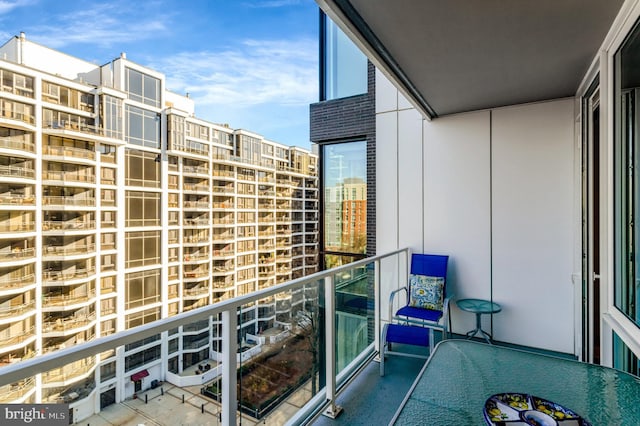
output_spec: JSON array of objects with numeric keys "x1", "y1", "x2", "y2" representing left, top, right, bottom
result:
[
  {"x1": 322, "y1": 275, "x2": 343, "y2": 418},
  {"x1": 222, "y1": 308, "x2": 238, "y2": 425},
  {"x1": 374, "y1": 259, "x2": 381, "y2": 354}
]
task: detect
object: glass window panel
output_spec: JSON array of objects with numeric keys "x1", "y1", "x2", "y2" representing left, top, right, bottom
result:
[
  {"x1": 323, "y1": 15, "x2": 367, "y2": 100},
  {"x1": 614, "y1": 19, "x2": 640, "y2": 327},
  {"x1": 322, "y1": 141, "x2": 366, "y2": 255}
]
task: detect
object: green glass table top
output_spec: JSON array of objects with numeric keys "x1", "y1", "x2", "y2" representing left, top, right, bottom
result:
[
  {"x1": 393, "y1": 340, "x2": 640, "y2": 425},
  {"x1": 456, "y1": 298, "x2": 502, "y2": 314}
]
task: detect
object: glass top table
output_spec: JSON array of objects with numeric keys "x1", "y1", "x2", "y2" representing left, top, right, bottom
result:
[
  {"x1": 456, "y1": 298, "x2": 502, "y2": 344},
  {"x1": 392, "y1": 340, "x2": 640, "y2": 425}
]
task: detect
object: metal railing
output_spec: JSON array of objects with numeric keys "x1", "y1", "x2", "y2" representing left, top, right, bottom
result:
[{"x1": 0, "y1": 248, "x2": 409, "y2": 425}]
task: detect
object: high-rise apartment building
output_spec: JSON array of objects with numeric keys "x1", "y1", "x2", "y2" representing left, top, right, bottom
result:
[{"x1": 0, "y1": 33, "x2": 318, "y2": 414}]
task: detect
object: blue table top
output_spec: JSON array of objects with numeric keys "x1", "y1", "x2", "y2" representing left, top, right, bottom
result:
[
  {"x1": 456, "y1": 298, "x2": 502, "y2": 314},
  {"x1": 392, "y1": 340, "x2": 640, "y2": 425}
]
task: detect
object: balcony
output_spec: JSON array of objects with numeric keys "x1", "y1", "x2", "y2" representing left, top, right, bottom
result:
[
  {"x1": 0, "y1": 249, "x2": 405, "y2": 423},
  {"x1": 42, "y1": 145, "x2": 96, "y2": 161}
]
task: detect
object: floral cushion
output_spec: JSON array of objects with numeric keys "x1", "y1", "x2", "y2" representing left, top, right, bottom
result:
[{"x1": 408, "y1": 274, "x2": 445, "y2": 311}]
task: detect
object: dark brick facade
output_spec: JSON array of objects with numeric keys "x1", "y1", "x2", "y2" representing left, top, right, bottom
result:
[{"x1": 310, "y1": 62, "x2": 376, "y2": 257}]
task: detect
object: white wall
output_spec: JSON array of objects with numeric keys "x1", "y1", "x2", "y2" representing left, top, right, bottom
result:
[{"x1": 377, "y1": 71, "x2": 577, "y2": 353}]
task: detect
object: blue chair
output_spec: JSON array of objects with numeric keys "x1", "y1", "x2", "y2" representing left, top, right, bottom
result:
[{"x1": 380, "y1": 254, "x2": 451, "y2": 375}]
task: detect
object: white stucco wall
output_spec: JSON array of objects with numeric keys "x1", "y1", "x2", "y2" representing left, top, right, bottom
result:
[{"x1": 376, "y1": 70, "x2": 577, "y2": 353}]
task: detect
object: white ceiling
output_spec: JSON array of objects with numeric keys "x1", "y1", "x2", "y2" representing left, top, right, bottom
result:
[{"x1": 324, "y1": 0, "x2": 624, "y2": 116}]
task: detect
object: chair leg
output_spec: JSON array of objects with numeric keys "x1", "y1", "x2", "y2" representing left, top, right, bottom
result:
[{"x1": 380, "y1": 324, "x2": 389, "y2": 376}]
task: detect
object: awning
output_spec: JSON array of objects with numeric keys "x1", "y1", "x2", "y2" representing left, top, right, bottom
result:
[{"x1": 131, "y1": 370, "x2": 149, "y2": 381}]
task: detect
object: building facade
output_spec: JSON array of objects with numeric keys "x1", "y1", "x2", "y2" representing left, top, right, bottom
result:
[{"x1": 0, "y1": 33, "x2": 318, "y2": 418}]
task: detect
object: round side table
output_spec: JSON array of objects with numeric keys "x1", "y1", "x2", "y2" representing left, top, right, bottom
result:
[{"x1": 456, "y1": 298, "x2": 501, "y2": 344}]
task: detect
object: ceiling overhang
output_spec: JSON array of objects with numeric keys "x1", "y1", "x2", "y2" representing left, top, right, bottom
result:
[{"x1": 317, "y1": 0, "x2": 625, "y2": 119}]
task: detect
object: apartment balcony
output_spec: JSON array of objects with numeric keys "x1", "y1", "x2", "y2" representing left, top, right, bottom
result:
[
  {"x1": 212, "y1": 246, "x2": 234, "y2": 258},
  {"x1": 42, "y1": 267, "x2": 95, "y2": 285},
  {"x1": 183, "y1": 218, "x2": 210, "y2": 228},
  {"x1": 183, "y1": 235, "x2": 210, "y2": 245},
  {"x1": 42, "y1": 313, "x2": 96, "y2": 336},
  {"x1": 0, "y1": 221, "x2": 35, "y2": 233},
  {"x1": 42, "y1": 195, "x2": 95, "y2": 208},
  {"x1": 183, "y1": 285, "x2": 210, "y2": 298},
  {"x1": 41, "y1": 356, "x2": 96, "y2": 386},
  {"x1": 42, "y1": 219, "x2": 95, "y2": 232},
  {"x1": 0, "y1": 300, "x2": 35, "y2": 324},
  {"x1": 43, "y1": 243, "x2": 95, "y2": 258},
  {"x1": 43, "y1": 121, "x2": 118, "y2": 144},
  {"x1": 0, "y1": 249, "x2": 442, "y2": 424},
  {"x1": 211, "y1": 168, "x2": 234, "y2": 178},
  {"x1": 42, "y1": 144, "x2": 96, "y2": 162},
  {"x1": 0, "y1": 272, "x2": 35, "y2": 295},
  {"x1": 0, "y1": 107, "x2": 35, "y2": 130},
  {"x1": 183, "y1": 182, "x2": 210, "y2": 193},
  {"x1": 183, "y1": 268, "x2": 210, "y2": 280},
  {"x1": 42, "y1": 290, "x2": 96, "y2": 309},
  {"x1": 0, "y1": 377, "x2": 35, "y2": 403},
  {"x1": 184, "y1": 200, "x2": 210, "y2": 210},
  {"x1": 42, "y1": 170, "x2": 95, "y2": 185},
  {"x1": 182, "y1": 165, "x2": 209, "y2": 176},
  {"x1": 0, "y1": 326, "x2": 36, "y2": 351},
  {"x1": 0, "y1": 246, "x2": 34, "y2": 263},
  {"x1": 0, "y1": 164, "x2": 34, "y2": 180},
  {"x1": 212, "y1": 184, "x2": 234, "y2": 194},
  {"x1": 183, "y1": 251, "x2": 210, "y2": 262},
  {"x1": 0, "y1": 192, "x2": 34, "y2": 206},
  {"x1": 0, "y1": 135, "x2": 35, "y2": 154},
  {"x1": 258, "y1": 215, "x2": 275, "y2": 223}
]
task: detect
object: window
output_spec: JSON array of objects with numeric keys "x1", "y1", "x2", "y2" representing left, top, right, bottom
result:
[
  {"x1": 126, "y1": 105, "x2": 160, "y2": 148},
  {"x1": 125, "y1": 68, "x2": 160, "y2": 107},
  {"x1": 102, "y1": 95, "x2": 122, "y2": 138},
  {"x1": 1, "y1": 69, "x2": 34, "y2": 98},
  {"x1": 125, "y1": 148, "x2": 161, "y2": 187},
  {"x1": 322, "y1": 15, "x2": 367, "y2": 100},
  {"x1": 125, "y1": 269, "x2": 161, "y2": 309},
  {"x1": 615, "y1": 20, "x2": 640, "y2": 328},
  {"x1": 125, "y1": 191, "x2": 160, "y2": 227},
  {"x1": 322, "y1": 141, "x2": 367, "y2": 263},
  {"x1": 126, "y1": 231, "x2": 161, "y2": 268}
]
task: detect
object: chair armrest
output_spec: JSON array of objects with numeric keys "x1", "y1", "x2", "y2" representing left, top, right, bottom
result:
[
  {"x1": 389, "y1": 287, "x2": 408, "y2": 322},
  {"x1": 442, "y1": 294, "x2": 454, "y2": 335}
]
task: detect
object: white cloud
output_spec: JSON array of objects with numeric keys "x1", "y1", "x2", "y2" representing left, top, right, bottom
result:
[
  {"x1": 25, "y1": 2, "x2": 169, "y2": 48},
  {"x1": 153, "y1": 38, "x2": 318, "y2": 108},
  {"x1": 0, "y1": 0, "x2": 33, "y2": 15}
]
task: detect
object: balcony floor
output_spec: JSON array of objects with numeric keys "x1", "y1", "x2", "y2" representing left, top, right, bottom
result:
[{"x1": 311, "y1": 343, "x2": 428, "y2": 426}]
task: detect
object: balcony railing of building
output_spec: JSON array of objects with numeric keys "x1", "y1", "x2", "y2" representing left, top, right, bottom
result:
[
  {"x1": 0, "y1": 247, "x2": 408, "y2": 424},
  {"x1": 0, "y1": 108, "x2": 34, "y2": 125},
  {"x1": 0, "y1": 326, "x2": 35, "y2": 347},
  {"x1": 42, "y1": 313, "x2": 96, "y2": 333},
  {"x1": 0, "y1": 136, "x2": 35, "y2": 153},
  {"x1": 0, "y1": 221, "x2": 35, "y2": 232},
  {"x1": 0, "y1": 193, "x2": 34, "y2": 205},
  {"x1": 43, "y1": 243, "x2": 96, "y2": 256},
  {"x1": 0, "y1": 164, "x2": 35, "y2": 179},
  {"x1": 42, "y1": 290, "x2": 96, "y2": 307},
  {"x1": 43, "y1": 196, "x2": 95, "y2": 207},
  {"x1": 0, "y1": 273, "x2": 35, "y2": 291},
  {"x1": 42, "y1": 170, "x2": 95, "y2": 183},
  {"x1": 0, "y1": 300, "x2": 35, "y2": 319},
  {"x1": 44, "y1": 121, "x2": 112, "y2": 139},
  {"x1": 0, "y1": 377, "x2": 35, "y2": 403},
  {"x1": 0, "y1": 247, "x2": 34, "y2": 261},
  {"x1": 42, "y1": 220, "x2": 95, "y2": 231},
  {"x1": 42, "y1": 267, "x2": 95, "y2": 282},
  {"x1": 42, "y1": 145, "x2": 96, "y2": 161}
]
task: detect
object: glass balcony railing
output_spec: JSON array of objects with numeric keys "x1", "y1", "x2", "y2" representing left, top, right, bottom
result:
[{"x1": 0, "y1": 248, "x2": 408, "y2": 425}]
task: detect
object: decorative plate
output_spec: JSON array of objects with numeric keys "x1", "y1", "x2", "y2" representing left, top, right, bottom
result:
[{"x1": 483, "y1": 393, "x2": 591, "y2": 425}]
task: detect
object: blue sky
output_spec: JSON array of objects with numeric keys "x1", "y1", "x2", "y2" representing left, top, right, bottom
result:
[{"x1": 0, "y1": 0, "x2": 319, "y2": 149}]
